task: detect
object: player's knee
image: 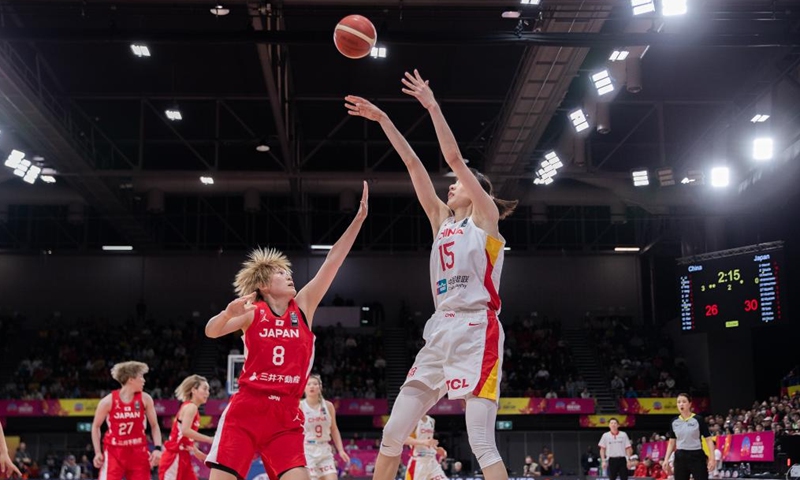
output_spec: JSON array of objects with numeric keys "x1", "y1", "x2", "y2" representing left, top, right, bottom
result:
[
  {"x1": 379, "y1": 416, "x2": 406, "y2": 457},
  {"x1": 467, "y1": 430, "x2": 501, "y2": 469}
]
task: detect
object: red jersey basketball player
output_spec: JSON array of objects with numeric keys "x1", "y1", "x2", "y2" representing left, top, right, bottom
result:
[
  {"x1": 205, "y1": 182, "x2": 368, "y2": 480},
  {"x1": 92, "y1": 361, "x2": 164, "y2": 480},
  {"x1": 159, "y1": 374, "x2": 214, "y2": 480}
]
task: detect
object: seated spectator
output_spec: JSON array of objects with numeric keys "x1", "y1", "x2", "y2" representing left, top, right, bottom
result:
[
  {"x1": 523, "y1": 455, "x2": 541, "y2": 477},
  {"x1": 59, "y1": 455, "x2": 80, "y2": 480}
]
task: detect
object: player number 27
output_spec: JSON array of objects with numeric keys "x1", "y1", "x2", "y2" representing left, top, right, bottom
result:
[
  {"x1": 118, "y1": 422, "x2": 134, "y2": 436},
  {"x1": 438, "y1": 242, "x2": 455, "y2": 272}
]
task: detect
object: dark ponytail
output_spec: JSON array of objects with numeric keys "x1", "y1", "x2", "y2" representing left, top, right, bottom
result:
[{"x1": 470, "y1": 168, "x2": 518, "y2": 220}]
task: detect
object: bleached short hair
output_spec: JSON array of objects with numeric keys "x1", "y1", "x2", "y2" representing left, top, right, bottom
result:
[
  {"x1": 110, "y1": 361, "x2": 149, "y2": 386},
  {"x1": 234, "y1": 247, "x2": 292, "y2": 299}
]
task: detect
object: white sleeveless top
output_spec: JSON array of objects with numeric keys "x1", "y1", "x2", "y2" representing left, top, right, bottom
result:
[
  {"x1": 412, "y1": 416, "x2": 437, "y2": 457},
  {"x1": 429, "y1": 216, "x2": 505, "y2": 312},
  {"x1": 301, "y1": 399, "x2": 331, "y2": 443}
]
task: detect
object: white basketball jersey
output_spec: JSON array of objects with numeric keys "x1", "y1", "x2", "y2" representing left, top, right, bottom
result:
[
  {"x1": 412, "y1": 416, "x2": 437, "y2": 457},
  {"x1": 301, "y1": 399, "x2": 331, "y2": 443},
  {"x1": 430, "y1": 216, "x2": 505, "y2": 312}
]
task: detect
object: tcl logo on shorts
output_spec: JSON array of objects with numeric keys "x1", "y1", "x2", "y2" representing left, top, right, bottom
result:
[
  {"x1": 407, "y1": 367, "x2": 418, "y2": 378},
  {"x1": 445, "y1": 378, "x2": 471, "y2": 390}
]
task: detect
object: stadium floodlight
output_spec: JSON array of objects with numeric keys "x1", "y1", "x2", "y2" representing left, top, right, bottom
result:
[
  {"x1": 753, "y1": 138, "x2": 773, "y2": 161},
  {"x1": 570, "y1": 109, "x2": 590, "y2": 133},
  {"x1": 592, "y1": 70, "x2": 614, "y2": 96},
  {"x1": 130, "y1": 44, "x2": 151, "y2": 57},
  {"x1": 311, "y1": 245, "x2": 334, "y2": 250},
  {"x1": 533, "y1": 151, "x2": 563, "y2": 185},
  {"x1": 102, "y1": 245, "x2": 134, "y2": 251},
  {"x1": 710, "y1": 166, "x2": 730, "y2": 187},
  {"x1": 609, "y1": 50, "x2": 630, "y2": 62},
  {"x1": 520, "y1": 0, "x2": 542, "y2": 4},
  {"x1": 631, "y1": 169, "x2": 649, "y2": 187},
  {"x1": 370, "y1": 47, "x2": 387, "y2": 59},
  {"x1": 662, "y1": 0, "x2": 687, "y2": 16},
  {"x1": 631, "y1": 0, "x2": 656, "y2": 16},
  {"x1": 200, "y1": 176, "x2": 215, "y2": 185},
  {"x1": 656, "y1": 167, "x2": 675, "y2": 186},
  {"x1": 165, "y1": 108, "x2": 182, "y2": 121},
  {"x1": 4, "y1": 149, "x2": 25, "y2": 169},
  {"x1": 615, "y1": 247, "x2": 641, "y2": 252},
  {"x1": 750, "y1": 114, "x2": 770, "y2": 123}
]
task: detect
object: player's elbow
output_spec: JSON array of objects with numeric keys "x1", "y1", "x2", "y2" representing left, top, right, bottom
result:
[{"x1": 205, "y1": 321, "x2": 221, "y2": 339}]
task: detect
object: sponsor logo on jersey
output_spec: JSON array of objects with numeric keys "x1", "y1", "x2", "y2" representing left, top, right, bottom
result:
[
  {"x1": 445, "y1": 378, "x2": 471, "y2": 390},
  {"x1": 259, "y1": 311, "x2": 269, "y2": 323},
  {"x1": 444, "y1": 312, "x2": 455, "y2": 318},
  {"x1": 407, "y1": 367, "x2": 418, "y2": 378},
  {"x1": 290, "y1": 311, "x2": 299, "y2": 327},
  {"x1": 447, "y1": 275, "x2": 470, "y2": 291},
  {"x1": 436, "y1": 279, "x2": 447, "y2": 295},
  {"x1": 268, "y1": 395, "x2": 281, "y2": 401},
  {"x1": 276, "y1": 318, "x2": 285, "y2": 327}
]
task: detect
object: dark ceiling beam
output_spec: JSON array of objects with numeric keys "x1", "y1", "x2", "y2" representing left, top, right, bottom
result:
[{"x1": 3, "y1": 29, "x2": 800, "y2": 47}]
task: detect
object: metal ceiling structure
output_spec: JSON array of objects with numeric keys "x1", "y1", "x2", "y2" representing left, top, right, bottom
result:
[{"x1": 0, "y1": 0, "x2": 799, "y2": 253}]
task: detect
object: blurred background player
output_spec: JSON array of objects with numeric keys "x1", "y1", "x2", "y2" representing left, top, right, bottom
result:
[
  {"x1": 91, "y1": 361, "x2": 163, "y2": 480},
  {"x1": 404, "y1": 415, "x2": 448, "y2": 480},
  {"x1": 159, "y1": 375, "x2": 214, "y2": 480},
  {"x1": 301, "y1": 375, "x2": 350, "y2": 480},
  {"x1": 203, "y1": 183, "x2": 368, "y2": 480}
]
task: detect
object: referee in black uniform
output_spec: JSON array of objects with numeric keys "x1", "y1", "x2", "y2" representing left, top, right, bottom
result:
[{"x1": 663, "y1": 393, "x2": 716, "y2": 480}]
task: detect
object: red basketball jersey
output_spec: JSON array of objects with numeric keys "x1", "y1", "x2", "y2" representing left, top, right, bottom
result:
[
  {"x1": 238, "y1": 299, "x2": 315, "y2": 399},
  {"x1": 104, "y1": 390, "x2": 148, "y2": 447},
  {"x1": 164, "y1": 402, "x2": 200, "y2": 452}
]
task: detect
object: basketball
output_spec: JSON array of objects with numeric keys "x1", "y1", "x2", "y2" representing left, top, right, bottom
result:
[{"x1": 334, "y1": 15, "x2": 376, "y2": 59}]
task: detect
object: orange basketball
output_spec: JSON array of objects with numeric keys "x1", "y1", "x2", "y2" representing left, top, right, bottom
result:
[{"x1": 334, "y1": 15, "x2": 377, "y2": 59}]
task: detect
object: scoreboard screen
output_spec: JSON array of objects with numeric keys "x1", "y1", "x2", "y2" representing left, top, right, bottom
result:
[{"x1": 678, "y1": 245, "x2": 784, "y2": 332}]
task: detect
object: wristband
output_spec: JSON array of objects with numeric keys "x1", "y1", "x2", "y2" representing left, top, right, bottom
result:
[{"x1": 153, "y1": 446, "x2": 162, "y2": 452}]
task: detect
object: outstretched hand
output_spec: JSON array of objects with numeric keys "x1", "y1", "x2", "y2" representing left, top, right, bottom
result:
[
  {"x1": 401, "y1": 69, "x2": 436, "y2": 110},
  {"x1": 345, "y1": 96, "x2": 385, "y2": 122},
  {"x1": 224, "y1": 291, "x2": 257, "y2": 318},
  {"x1": 355, "y1": 181, "x2": 369, "y2": 221}
]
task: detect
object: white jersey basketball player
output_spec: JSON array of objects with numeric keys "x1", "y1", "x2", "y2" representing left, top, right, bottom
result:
[
  {"x1": 345, "y1": 69, "x2": 518, "y2": 480},
  {"x1": 404, "y1": 416, "x2": 448, "y2": 480},
  {"x1": 302, "y1": 375, "x2": 349, "y2": 480}
]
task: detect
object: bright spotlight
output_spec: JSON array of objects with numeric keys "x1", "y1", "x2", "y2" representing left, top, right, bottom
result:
[
  {"x1": 520, "y1": 0, "x2": 542, "y2": 4},
  {"x1": 710, "y1": 167, "x2": 730, "y2": 188},
  {"x1": 753, "y1": 138, "x2": 773, "y2": 161},
  {"x1": 609, "y1": 50, "x2": 630, "y2": 62},
  {"x1": 4, "y1": 149, "x2": 25, "y2": 168},
  {"x1": 200, "y1": 176, "x2": 215, "y2": 185},
  {"x1": 130, "y1": 44, "x2": 151, "y2": 57},
  {"x1": 370, "y1": 47, "x2": 387, "y2": 58},
  {"x1": 631, "y1": 0, "x2": 656, "y2": 15},
  {"x1": 631, "y1": 169, "x2": 649, "y2": 187},
  {"x1": 165, "y1": 109, "x2": 183, "y2": 121},
  {"x1": 662, "y1": 0, "x2": 687, "y2": 16},
  {"x1": 592, "y1": 70, "x2": 614, "y2": 96},
  {"x1": 750, "y1": 114, "x2": 770, "y2": 123},
  {"x1": 570, "y1": 109, "x2": 590, "y2": 132}
]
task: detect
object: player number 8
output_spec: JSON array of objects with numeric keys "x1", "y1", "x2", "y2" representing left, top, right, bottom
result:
[{"x1": 273, "y1": 346, "x2": 285, "y2": 366}]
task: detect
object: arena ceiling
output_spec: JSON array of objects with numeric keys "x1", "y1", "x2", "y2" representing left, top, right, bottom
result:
[{"x1": 0, "y1": 0, "x2": 799, "y2": 252}]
